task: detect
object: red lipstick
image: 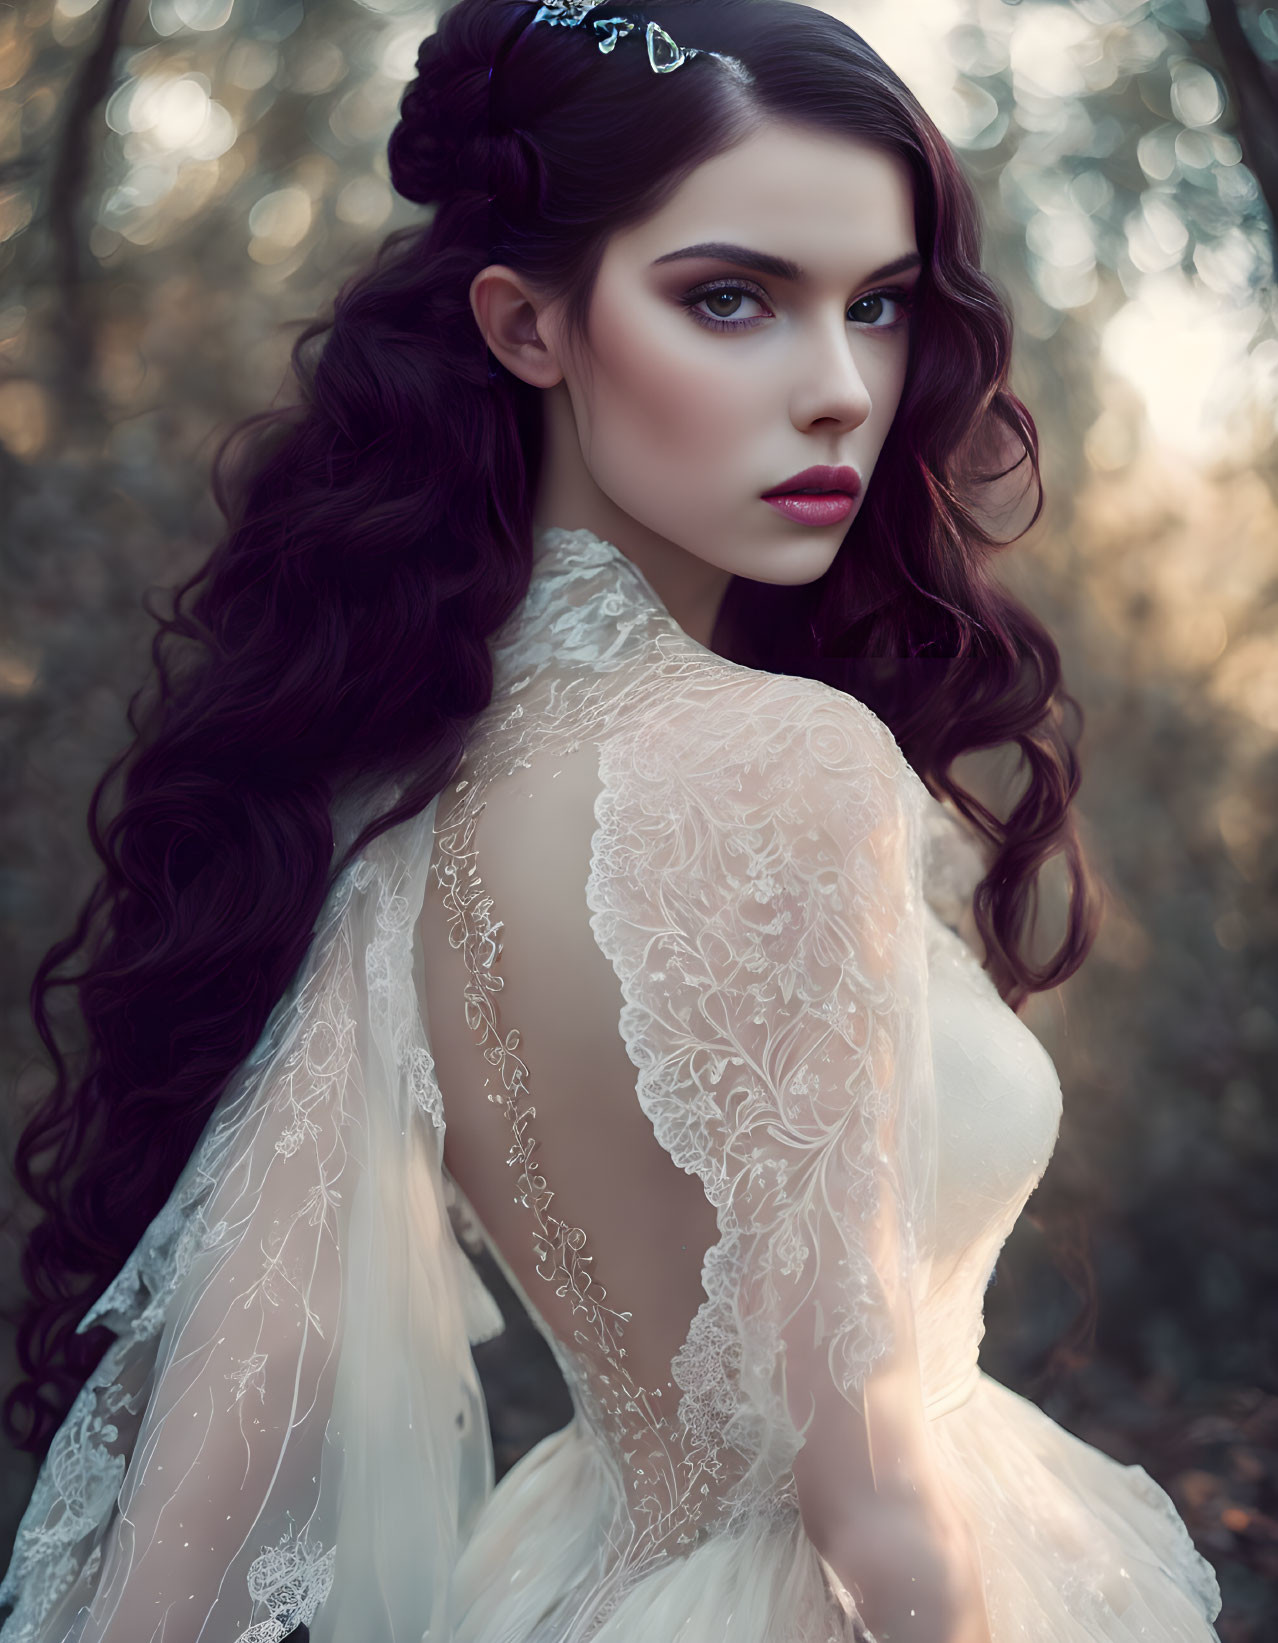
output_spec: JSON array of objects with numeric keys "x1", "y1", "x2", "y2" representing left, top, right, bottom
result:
[{"x1": 761, "y1": 464, "x2": 862, "y2": 527}]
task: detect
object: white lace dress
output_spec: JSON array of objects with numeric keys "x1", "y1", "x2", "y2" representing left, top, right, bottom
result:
[{"x1": 0, "y1": 526, "x2": 1223, "y2": 1643}]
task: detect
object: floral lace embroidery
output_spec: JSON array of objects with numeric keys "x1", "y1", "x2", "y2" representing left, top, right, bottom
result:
[
  {"x1": 239, "y1": 1525, "x2": 336, "y2": 1643},
  {"x1": 582, "y1": 689, "x2": 934, "y2": 1532}
]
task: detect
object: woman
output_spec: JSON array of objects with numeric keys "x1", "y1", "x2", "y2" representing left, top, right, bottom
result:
[{"x1": 0, "y1": 0, "x2": 1224, "y2": 1638}]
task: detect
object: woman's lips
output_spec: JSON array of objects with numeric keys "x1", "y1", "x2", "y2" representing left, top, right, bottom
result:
[{"x1": 763, "y1": 493, "x2": 856, "y2": 526}]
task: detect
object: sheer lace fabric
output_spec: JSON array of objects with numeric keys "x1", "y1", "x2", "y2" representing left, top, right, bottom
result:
[
  {"x1": 0, "y1": 812, "x2": 500, "y2": 1643},
  {"x1": 0, "y1": 526, "x2": 1223, "y2": 1643}
]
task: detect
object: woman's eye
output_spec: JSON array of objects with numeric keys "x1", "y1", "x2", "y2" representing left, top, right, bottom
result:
[
  {"x1": 850, "y1": 290, "x2": 912, "y2": 327},
  {"x1": 682, "y1": 282, "x2": 771, "y2": 331}
]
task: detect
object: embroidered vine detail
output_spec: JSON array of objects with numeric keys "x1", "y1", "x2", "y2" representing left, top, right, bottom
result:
[
  {"x1": 432, "y1": 795, "x2": 634, "y2": 1365},
  {"x1": 430, "y1": 780, "x2": 731, "y2": 1572}
]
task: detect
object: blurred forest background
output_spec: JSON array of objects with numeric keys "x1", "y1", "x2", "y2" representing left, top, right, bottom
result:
[{"x1": 0, "y1": 0, "x2": 1275, "y2": 1633}]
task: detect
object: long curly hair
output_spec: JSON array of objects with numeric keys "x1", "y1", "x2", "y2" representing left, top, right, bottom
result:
[{"x1": 4, "y1": 0, "x2": 1102, "y2": 1457}]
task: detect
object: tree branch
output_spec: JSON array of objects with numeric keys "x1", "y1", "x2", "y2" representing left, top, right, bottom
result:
[
  {"x1": 1203, "y1": 0, "x2": 1278, "y2": 279},
  {"x1": 45, "y1": 0, "x2": 136, "y2": 436}
]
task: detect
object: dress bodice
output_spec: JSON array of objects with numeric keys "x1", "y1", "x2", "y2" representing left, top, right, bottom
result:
[{"x1": 422, "y1": 524, "x2": 1063, "y2": 1599}]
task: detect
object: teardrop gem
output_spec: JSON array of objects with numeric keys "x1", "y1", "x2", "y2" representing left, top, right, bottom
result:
[{"x1": 646, "y1": 21, "x2": 685, "y2": 72}]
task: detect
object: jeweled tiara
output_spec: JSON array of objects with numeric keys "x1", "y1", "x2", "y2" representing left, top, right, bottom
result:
[{"x1": 527, "y1": 0, "x2": 751, "y2": 80}]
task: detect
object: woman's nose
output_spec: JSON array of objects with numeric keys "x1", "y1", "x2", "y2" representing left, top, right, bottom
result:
[{"x1": 791, "y1": 320, "x2": 874, "y2": 433}]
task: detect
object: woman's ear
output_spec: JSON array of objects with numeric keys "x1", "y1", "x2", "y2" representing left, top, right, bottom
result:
[{"x1": 469, "y1": 264, "x2": 566, "y2": 389}]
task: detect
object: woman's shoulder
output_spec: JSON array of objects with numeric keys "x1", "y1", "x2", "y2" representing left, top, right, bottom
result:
[
  {"x1": 620, "y1": 657, "x2": 930, "y2": 826},
  {"x1": 419, "y1": 654, "x2": 932, "y2": 901}
]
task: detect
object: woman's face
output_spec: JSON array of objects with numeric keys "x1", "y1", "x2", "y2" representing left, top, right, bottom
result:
[{"x1": 481, "y1": 119, "x2": 921, "y2": 641}]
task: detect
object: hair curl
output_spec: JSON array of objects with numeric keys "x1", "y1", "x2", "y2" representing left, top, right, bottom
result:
[{"x1": 5, "y1": 0, "x2": 1102, "y2": 1458}]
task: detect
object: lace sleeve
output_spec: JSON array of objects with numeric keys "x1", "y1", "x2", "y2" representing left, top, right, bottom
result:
[
  {"x1": 585, "y1": 679, "x2": 941, "y2": 1535},
  {"x1": 0, "y1": 798, "x2": 499, "y2": 1643}
]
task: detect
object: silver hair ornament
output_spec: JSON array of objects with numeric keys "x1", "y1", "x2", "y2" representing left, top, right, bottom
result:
[{"x1": 528, "y1": 0, "x2": 752, "y2": 80}]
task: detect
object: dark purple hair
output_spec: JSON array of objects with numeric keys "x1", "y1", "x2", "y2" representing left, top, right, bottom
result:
[{"x1": 5, "y1": 0, "x2": 1102, "y2": 1456}]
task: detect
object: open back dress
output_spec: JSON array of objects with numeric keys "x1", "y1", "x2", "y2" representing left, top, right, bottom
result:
[{"x1": 0, "y1": 525, "x2": 1223, "y2": 1643}]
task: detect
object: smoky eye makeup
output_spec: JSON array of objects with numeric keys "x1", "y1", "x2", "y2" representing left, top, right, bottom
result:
[{"x1": 677, "y1": 278, "x2": 771, "y2": 331}]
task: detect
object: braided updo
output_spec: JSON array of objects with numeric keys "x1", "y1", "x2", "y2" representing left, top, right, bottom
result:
[{"x1": 388, "y1": 0, "x2": 548, "y2": 214}]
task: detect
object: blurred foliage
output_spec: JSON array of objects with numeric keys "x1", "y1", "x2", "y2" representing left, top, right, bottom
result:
[{"x1": 0, "y1": 0, "x2": 1276, "y2": 1635}]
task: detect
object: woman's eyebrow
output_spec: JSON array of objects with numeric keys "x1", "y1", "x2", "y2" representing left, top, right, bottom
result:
[{"x1": 650, "y1": 242, "x2": 922, "y2": 283}]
